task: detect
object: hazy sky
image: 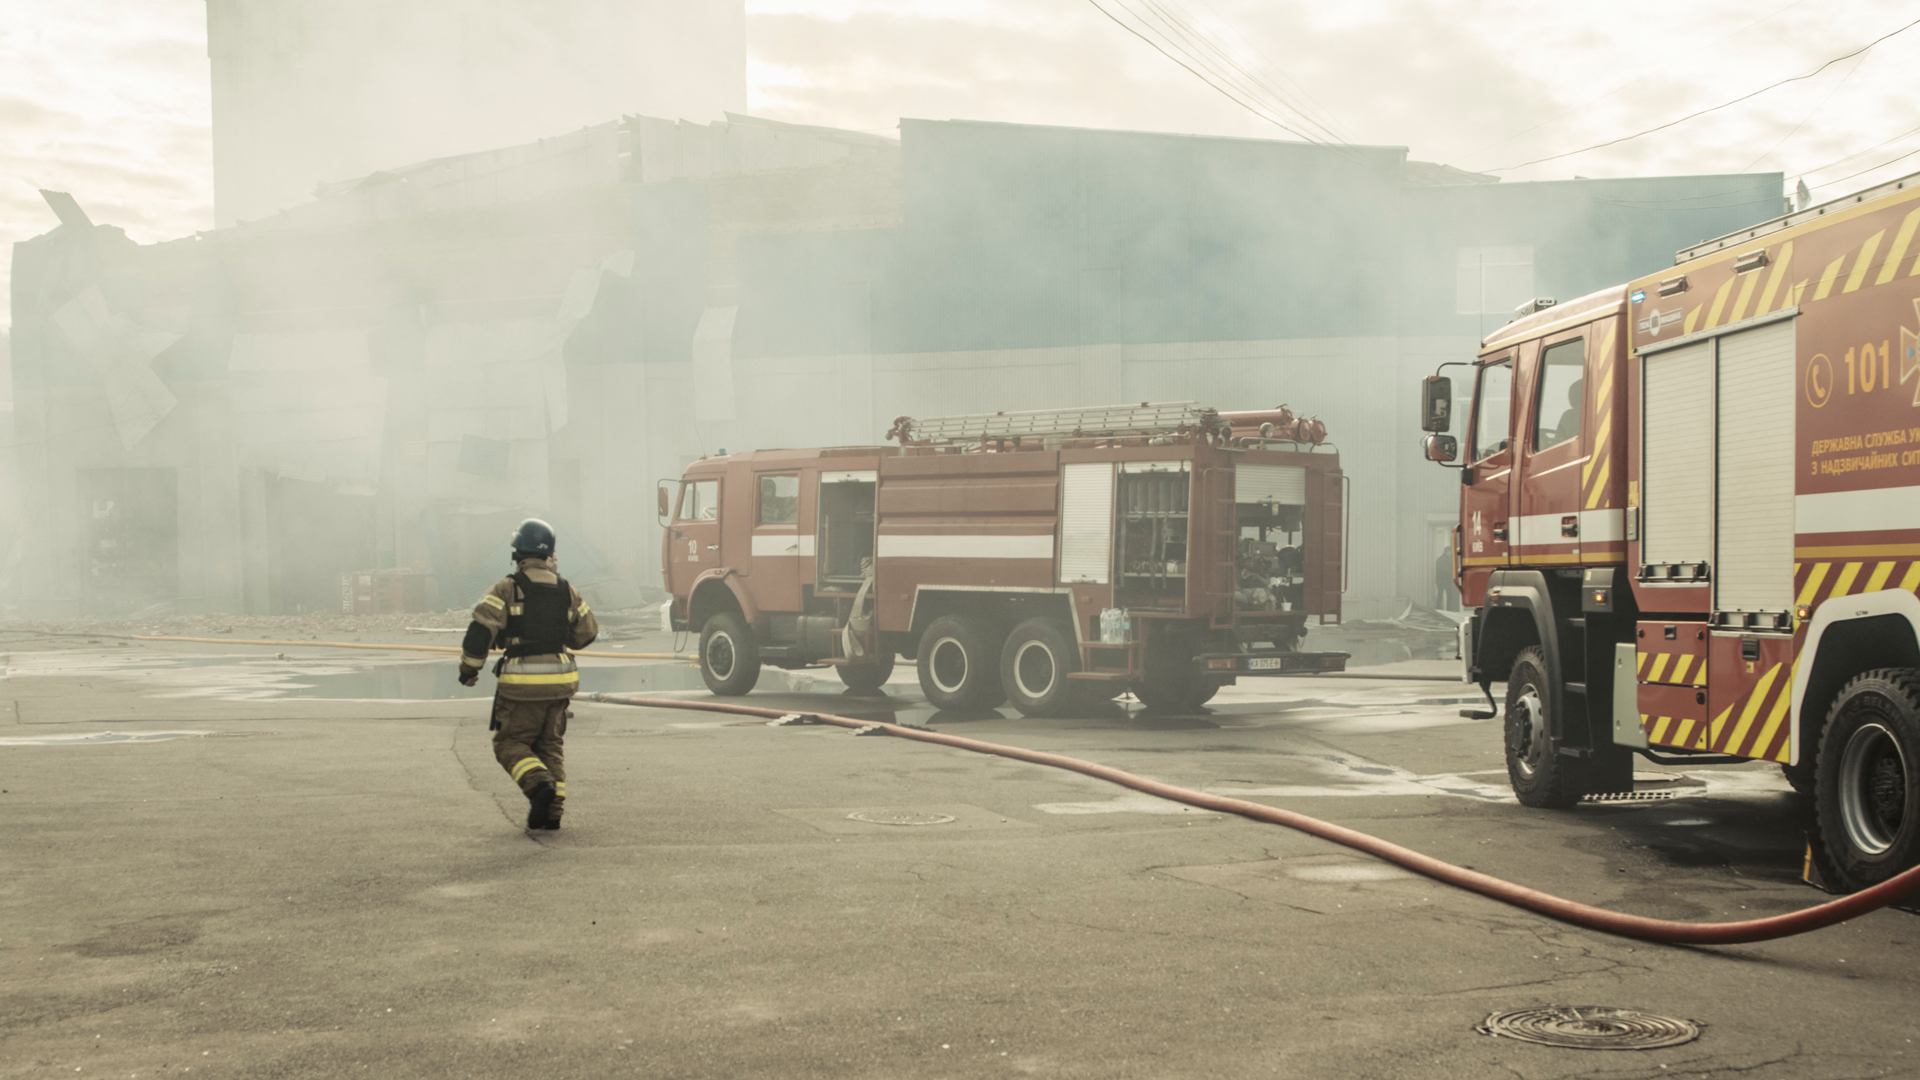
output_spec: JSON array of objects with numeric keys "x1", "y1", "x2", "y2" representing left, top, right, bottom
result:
[{"x1": 6, "y1": 0, "x2": 1920, "y2": 330}]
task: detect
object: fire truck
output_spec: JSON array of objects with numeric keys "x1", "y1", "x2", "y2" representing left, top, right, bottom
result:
[
  {"x1": 1422, "y1": 171, "x2": 1920, "y2": 890},
  {"x1": 659, "y1": 402, "x2": 1348, "y2": 716}
]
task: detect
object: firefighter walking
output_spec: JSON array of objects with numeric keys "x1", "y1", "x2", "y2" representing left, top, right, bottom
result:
[{"x1": 458, "y1": 519, "x2": 599, "y2": 830}]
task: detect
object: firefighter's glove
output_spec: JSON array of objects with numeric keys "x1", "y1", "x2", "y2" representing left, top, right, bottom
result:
[{"x1": 458, "y1": 665, "x2": 481, "y2": 687}]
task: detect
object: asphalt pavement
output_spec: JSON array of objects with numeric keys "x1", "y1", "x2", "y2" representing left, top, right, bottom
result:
[{"x1": 1, "y1": 631, "x2": 1916, "y2": 1079}]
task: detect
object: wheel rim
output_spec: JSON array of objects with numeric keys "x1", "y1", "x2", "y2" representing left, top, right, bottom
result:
[
  {"x1": 1510, "y1": 688, "x2": 1546, "y2": 779},
  {"x1": 706, "y1": 631, "x2": 736, "y2": 681},
  {"x1": 1839, "y1": 721, "x2": 1909, "y2": 857},
  {"x1": 1013, "y1": 639, "x2": 1057, "y2": 700},
  {"x1": 928, "y1": 636, "x2": 968, "y2": 694}
]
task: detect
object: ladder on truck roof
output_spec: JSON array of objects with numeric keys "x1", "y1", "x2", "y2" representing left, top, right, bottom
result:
[{"x1": 888, "y1": 401, "x2": 1217, "y2": 445}]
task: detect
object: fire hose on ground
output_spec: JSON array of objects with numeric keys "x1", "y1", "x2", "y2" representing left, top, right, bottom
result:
[
  {"x1": 584, "y1": 691, "x2": 1920, "y2": 947},
  {"x1": 25, "y1": 629, "x2": 1916, "y2": 945}
]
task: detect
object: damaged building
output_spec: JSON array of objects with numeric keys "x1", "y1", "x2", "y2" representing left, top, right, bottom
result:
[{"x1": 6, "y1": 113, "x2": 1782, "y2": 617}]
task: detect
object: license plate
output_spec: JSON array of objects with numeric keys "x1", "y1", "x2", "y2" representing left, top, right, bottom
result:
[{"x1": 1246, "y1": 657, "x2": 1285, "y2": 671}]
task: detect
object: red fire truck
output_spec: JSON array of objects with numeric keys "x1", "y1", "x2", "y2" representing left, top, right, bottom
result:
[
  {"x1": 659, "y1": 402, "x2": 1348, "y2": 716},
  {"x1": 1423, "y1": 171, "x2": 1920, "y2": 890}
]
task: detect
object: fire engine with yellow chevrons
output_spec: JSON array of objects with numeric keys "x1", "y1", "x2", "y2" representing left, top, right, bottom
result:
[{"x1": 1421, "y1": 169, "x2": 1920, "y2": 891}]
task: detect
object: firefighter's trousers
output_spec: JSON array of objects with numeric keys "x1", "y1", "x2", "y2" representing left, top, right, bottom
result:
[{"x1": 492, "y1": 697, "x2": 569, "y2": 822}]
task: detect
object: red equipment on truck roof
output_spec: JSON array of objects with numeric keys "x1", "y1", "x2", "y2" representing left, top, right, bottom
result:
[{"x1": 660, "y1": 401, "x2": 1348, "y2": 716}]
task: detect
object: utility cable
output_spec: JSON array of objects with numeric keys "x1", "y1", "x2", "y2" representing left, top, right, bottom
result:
[
  {"x1": 1455, "y1": 0, "x2": 1816, "y2": 167},
  {"x1": 1090, "y1": 0, "x2": 1324, "y2": 145},
  {"x1": 586, "y1": 692, "x2": 1920, "y2": 946},
  {"x1": 1489, "y1": 15, "x2": 1920, "y2": 173},
  {"x1": 1188, "y1": 0, "x2": 1356, "y2": 144},
  {"x1": 1087, "y1": 0, "x2": 1393, "y2": 178},
  {"x1": 1134, "y1": 0, "x2": 1351, "y2": 147},
  {"x1": 1741, "y1": 51, "x2": 1869, "y2": 172}
]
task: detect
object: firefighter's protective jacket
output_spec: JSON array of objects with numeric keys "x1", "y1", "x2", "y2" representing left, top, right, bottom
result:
[{"x1": 460, "y1": 557, "x2": 599, "y2": 701}]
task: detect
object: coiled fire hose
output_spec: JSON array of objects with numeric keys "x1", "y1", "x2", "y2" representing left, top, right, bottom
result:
[{"x1": 586, "y1": 691, "x2": 1920, "y2": 946}]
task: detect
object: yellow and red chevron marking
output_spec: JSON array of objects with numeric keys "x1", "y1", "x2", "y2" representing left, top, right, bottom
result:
[
  {"x1": 1642, "y1": 664, "x2": 1790, "y2": 761},
  {"x1": 1644, "y1": 712, "x2": 1715, "y2": 754},
  {"x1": 1635, "y1": 647, "x2": 1707, "y2": 687},
  {"x1": 1706, "y1": 662, "x2": 1793, "y2": 763},
  {"x1": 1794, "y1": 558, "x2": 1920, "y2": 609},
  {"x1": 1581, "y1": 324, "x2": 1618, "y2": 512}
]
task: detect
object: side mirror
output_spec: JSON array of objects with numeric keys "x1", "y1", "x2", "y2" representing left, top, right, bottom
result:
[
  {"x1": 1424, "y1": 433, "x2": 1458, "y2": 464},
  {"x1": 1420, "y1": 376, "x2": 1452, "y2": 432},
  {"x1": 656, "y1": 482, "x2": 673, "y2": 524}
]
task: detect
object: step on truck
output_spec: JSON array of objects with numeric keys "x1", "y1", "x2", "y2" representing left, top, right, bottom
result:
[
  {"x1": 1421, "y1": 170, "x2": 1920, "y2": 890},
  {"x1": 659, "y1": 401, "x2": 1349, "y2": 716}
]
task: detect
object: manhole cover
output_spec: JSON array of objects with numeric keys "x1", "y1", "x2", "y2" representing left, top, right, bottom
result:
[
  {"x1": 1477, "y1": 1006, "x2": 1701, "y2": 1050},
  {"x1": 846, "y1": 810, "x2": 955, "y2": 826}
]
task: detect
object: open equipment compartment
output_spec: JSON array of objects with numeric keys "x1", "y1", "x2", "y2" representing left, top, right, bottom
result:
[
  {"x1": 1114, "y1": 462, "x2": 1189, "y2": 610},
  {"x1": 816, "y1": 470, "x2": 876, "y2": 592}
]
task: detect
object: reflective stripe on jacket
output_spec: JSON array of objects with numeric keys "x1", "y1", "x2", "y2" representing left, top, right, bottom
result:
[{"x1": 464, "y1": 557, "x2": 599, "y2": 700}]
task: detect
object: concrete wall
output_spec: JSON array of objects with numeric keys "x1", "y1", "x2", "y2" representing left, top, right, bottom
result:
[{"x1": 7, "y1": 115, "x2": 1787, "y2": 619}]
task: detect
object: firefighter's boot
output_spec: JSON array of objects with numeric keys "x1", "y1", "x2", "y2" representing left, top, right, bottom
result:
[{"x1": 526, "y1": 780, "x2": 557, "y2": 830}]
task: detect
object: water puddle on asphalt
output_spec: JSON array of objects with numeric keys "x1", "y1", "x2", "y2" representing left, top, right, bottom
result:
[{"x1": 0, "y1": 730, "x2": 210, "y2": 745}]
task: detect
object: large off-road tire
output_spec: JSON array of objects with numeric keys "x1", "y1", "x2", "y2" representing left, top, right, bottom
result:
[
  {"x1": 836, "y1": 652, "x2": 896, "y2": 695},
  {"x1": 1815, "y1": 668, "x2": 1920, "y2": 891},
  {"x1": 916, "y1": 615, "x2": 1006, "y2": 709},
  {"x1": 699, "y1": 611, "x2": 761, "y2": 696},
  {"x1": 1001, "y1": 618, "x2": 1083, "y2": 718},
  {"x1": 1504, "y1": 646, "x2": 1579, "y2": 808}
]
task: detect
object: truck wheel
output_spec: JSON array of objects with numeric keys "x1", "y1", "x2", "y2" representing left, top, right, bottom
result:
[
  {"x1": 1504, "y1": 646, "x2": 1579, "y2": 809},
  {"x1": 1815, "y1": 668, "x2": 1920, "y2": 891},
  {"x1": 836, "y1": 653, "x2": 896, "y2": 695},
  {"x1": 1001, "y1": 618, "x2": 1082, "y2": 717},
  {"x1": 917, "y1": 615, "x2": 1006, "y2": 709},
  {"x1": 699, "y1": 611, "x2": 761, "y2": 696}
]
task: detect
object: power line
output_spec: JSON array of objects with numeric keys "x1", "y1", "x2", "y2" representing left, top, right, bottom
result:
[
  {"x1": 1800, "y1": 141, "x2": 1920, "y2": 195},
  {"x1": 1189, "y1": 0, "x2": 1356, "y2": 143},
  {"x1": 1498, "y1": 118, "x2": 1920, "y2": 213},
  {"x1": 1800, "y1": 122, "x2": 1920, "y2": 182},
  {"x1": 1487, "y1": 15, "x2": 1920, "y2": 173},
  {"x1": 1088, "y1": 0, "x2": 1393, "y2": 177},
  {"x1": 1123, "y1": 0, "x2": 1353, "y2": 146},
  {"x1": 1091, "y1": 0, "x2": 1334, "y2": 147},
  {"x1": 1740, "y1": 50, "x2": 1868, "y2": 172},
  {"x1": 1454, "y1": 0, "x2": 1816, "y2": 166},
  {"x1": 1150, "y1": 0, "x2": 1354, "y2": 146}
]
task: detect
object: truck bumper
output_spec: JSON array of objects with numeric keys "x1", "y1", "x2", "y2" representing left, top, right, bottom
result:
[{"x1": 1194, "y1": 650, "x2": 1349, "y2": 676}]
